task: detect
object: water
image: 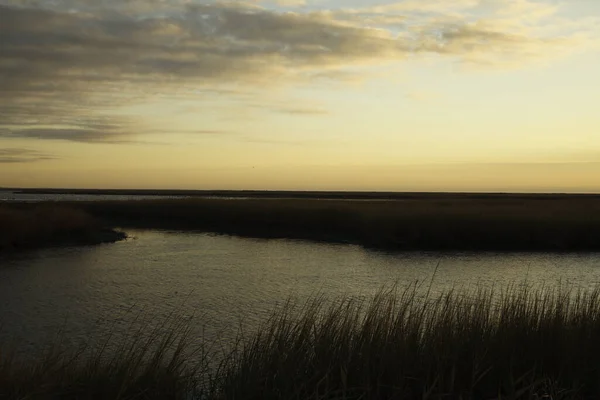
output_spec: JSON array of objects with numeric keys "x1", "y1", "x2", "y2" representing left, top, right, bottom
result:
[{"x1": 1, "y1": 229, "x2": 600, "y2": 359}]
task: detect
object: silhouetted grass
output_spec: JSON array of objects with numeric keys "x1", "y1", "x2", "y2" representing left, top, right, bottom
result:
[
  {"x1": 0, "y1": 205, "x2": 126, "y2": 251},
  {"x1": 57, "y1": 195, "x2": 600, "y2": 251},
  {"x1": 4, "y1": 284, "x2": 600, "y2": 399},
  {"x1": 217, "y1": 284, "x2": 600, "y2": 399},
  {"x1": 0, "y1": 315, "x2": 203, "y2": 400}
]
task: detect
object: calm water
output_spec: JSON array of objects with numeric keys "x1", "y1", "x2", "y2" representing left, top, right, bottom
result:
[{"x1": 1, "y1": 229, "x2": 600, "y2": 358}]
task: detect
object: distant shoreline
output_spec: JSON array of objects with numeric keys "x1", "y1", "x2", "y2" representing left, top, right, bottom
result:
[
  {"x1": 4, "y1": 188, "x2": 600, "y2": 200},
  {"x1": 0, "y1": 205, "x2": 126, "y2": 252},
  {"x1": 15, "y1": 195, "x2": 600, "y2": 252}
]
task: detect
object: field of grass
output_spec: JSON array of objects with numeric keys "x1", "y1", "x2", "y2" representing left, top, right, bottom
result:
[
  {"x1": 3, "y1": 284, "x2": 600, "y2": 399},
  {"x1": 48, "y1": 194, "x2": 600, "y2": 251},
  {"x1": 0, "y1": 315, "x2": 200, "y2": 400},
  {"x1": 0, "y1": 205, "x2": 126, "y2": 251}
]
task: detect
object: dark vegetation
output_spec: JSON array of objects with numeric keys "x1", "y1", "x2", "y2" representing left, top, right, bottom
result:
[
  {"x1": 0, "y1": 205, "x2": 126, "y2": 251},
  {"x1": 4, "y1": 285, "x2": 600, "y2": 399},
  {"x1": 52, "y1": 194, "x2": 600, "y2": 251},
  {"x1": 8, "y1": 188, "x2": 600, "y2": 200},
  {"x1": 0, "y1": 315, "x2": 199, "y2": 400}
]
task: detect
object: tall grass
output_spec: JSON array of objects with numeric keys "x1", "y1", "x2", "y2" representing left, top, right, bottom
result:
[
  {"x1": 59, "y1": 196, "x2": 600, "y2": 251},
  {"x1": 0, "y1": 315, "x2": 204, "y2": 400},
  {"x1": 217, "y1": 285, "x2": 600, "y2": 399},
  {"x1": 0, "y1": 205, "x2": 125, "y2": 251},
  {"x1": 4, "y1": 284, "x2": 600, "y2": 399}
]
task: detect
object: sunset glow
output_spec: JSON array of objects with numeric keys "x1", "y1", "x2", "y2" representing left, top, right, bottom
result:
[{"x1": 1, "y1": 0, "x2": 599, "y2": 191}]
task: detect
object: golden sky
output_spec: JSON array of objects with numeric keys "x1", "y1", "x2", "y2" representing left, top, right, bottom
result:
[{"x1": 1, "y1": 0, "x2": 599, "y2": 192}]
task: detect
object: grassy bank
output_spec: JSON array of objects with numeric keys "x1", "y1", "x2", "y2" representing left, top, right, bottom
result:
[
  {"x1": 3, "y1": 285, "x2": 600, "y2": 399},
  {"x1": 55, "y1": 195, "x2": 600, "y2": 251},
  {"x1": 219, "y1": 285, "x2": 600, "y2": 400},
  {"x1": 0, "y1": 316, "x2": 200, "y2": 400},
  {"x1": 0, "y1": 205, "x2": 126, "y2": 252}
]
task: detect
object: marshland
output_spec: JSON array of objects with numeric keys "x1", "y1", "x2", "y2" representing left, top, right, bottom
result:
[
  {"x1": 5, "y1": 192, "x2": 600, "y2": 251},
  {"x1": 0, "y1": 205, "x2": 125, "y2": 251},
  {"x1": 4, "y1": 285, "x2": 600, "y2": 399},
  {"x1": 1, "y1": 193, "x2": 600, "y2": 399},
  {"x1": 3, "y1": 0, "x2": 600, "y2": 396}
]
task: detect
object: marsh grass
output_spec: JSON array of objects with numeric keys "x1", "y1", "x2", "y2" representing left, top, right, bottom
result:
[
  {"x1": 216, "y1": 283, "x2": 600, "y2": 399},
  {"x1": 3, "y1": 284, "x2": 600, "y2": 399},
  {"x1": 0, "y1": 205, "x2": 125, "y2": 251},
  {"x1": 0, "y1": 314, "x2": 205, "y2": 400},
  {"x1": 220, "y1": 286, "x2": 600, "y2": 399},
  {"x1": 59, "y1": 196, "x2": 600, "y2": 251}
]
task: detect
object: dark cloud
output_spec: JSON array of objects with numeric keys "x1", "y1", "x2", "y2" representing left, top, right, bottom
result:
[
  {"x1": 0, "y1": 1, "x2": 585, "y2": 143},
  {"x1": 0, "y1": 148, "x2": 57, "y2": 163},
  {"x1": 0, "y1": 2, "x2": 563, "y2": 93},
  {"x1": 1, "y1": 128, "x2": 120, "y2": 143},
  {"x1": 0, "y1": 113, "x2": 133, "y2": 143}
]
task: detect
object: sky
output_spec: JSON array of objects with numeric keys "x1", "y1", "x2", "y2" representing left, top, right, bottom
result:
[{"x1": 1, "y1": 0, "x2": 599, "y2": 192}]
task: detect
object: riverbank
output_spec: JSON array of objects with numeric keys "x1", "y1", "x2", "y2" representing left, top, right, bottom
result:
[
  {"x1": 52, "y1": 194, "x2": 600, "y2": 251},
  {"x1": 2, "y1": 285, "x2": 600, "y2": 399},
  {"x1": 0, "y1": 205, "x2": 126, "y2": 252}
]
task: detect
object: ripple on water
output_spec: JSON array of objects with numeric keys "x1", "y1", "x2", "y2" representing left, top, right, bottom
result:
[{"x1": 1, "y1": 230, "x2": 600, "y2": 358}]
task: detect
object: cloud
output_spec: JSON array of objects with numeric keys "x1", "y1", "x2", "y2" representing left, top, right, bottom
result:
[
  {"x1": 273, "y1": 106, "x2": 330, "y2": 115},
  {"x1": 0, "y1": 128, "x2": 122, "y2": 143},
  {"x1": 0, "y1": 148, "x2": 57, "y2": 163},
  {"x1": 256, "y1": 0, "x2": 307, "y2": 7},
  {"x1": 0, "y1": 114, "x2": 134, "y2": 143},
  {"x1": 1, "y1": 1, "x2": 589, "y2": 91},
  {"x1": 0, "y1": 0, "x2": 596, "y2": 143},
  {"x1": 236, "y1": 97, "x2": 331, "y2": 115}
]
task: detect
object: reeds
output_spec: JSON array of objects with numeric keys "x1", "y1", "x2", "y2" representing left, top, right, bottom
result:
[
  {"x1": 3, "y1": 284, "x2": 600, "y2": 399},
  {"x1": 0, "y1": 314, "x2": 204, "y2": 400},
  {"x1": 68, "y1": 196, "x2": 600, "y2": 251},
  {"x1": 216, "y1": 284, "x2": 600, "y2": 399},
  {"x1": 0, "y1": 205, "x2": 125, "y2": 251},
  {"x1": 217, "y1": 282, "x2": 600, "y2": 399}
]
